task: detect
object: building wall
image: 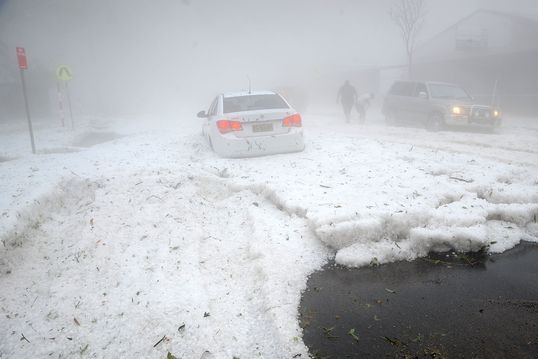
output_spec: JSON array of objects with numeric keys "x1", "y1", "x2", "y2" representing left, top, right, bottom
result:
[
  {"x1": 415, "y1": 11, "x2": 538, "y2": 62},
  {"x1": 415, "y1": 12, "x2": 514, "y2": 62}
]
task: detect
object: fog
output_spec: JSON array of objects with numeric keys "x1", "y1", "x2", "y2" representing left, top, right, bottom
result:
[
  {"x1": 2, "y1": 2, "x2": 538, "y2": 358},
  {"x1": 1, "y1": 0, "x2": 537, "y2": 118}
]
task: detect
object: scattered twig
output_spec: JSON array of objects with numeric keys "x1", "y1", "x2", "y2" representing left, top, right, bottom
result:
[
  {"x1": 322, "y1": 327, "x2": 339, "y2": 340},
  {"x1": 80, "y1": 344, "x2": 89, "y2": 354},
  {"x1": 449, "y1": 176, "x2": 473, "y2": 183},
  {"x1": 20, "y1": 333, "x2": 30, "y2": 343},
  {"x1": 383, "y1": 336, "x2": 407, "y2": 347},
  {"x1": 348, "y1": 328, "x2": 359, "y2": 342},
  {"x1": 153, "y1": 335, "x2": 166, "y2": 348}
]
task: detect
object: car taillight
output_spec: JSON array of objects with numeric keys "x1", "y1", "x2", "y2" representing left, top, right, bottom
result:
[
  {"x1": 217, "y1": 120, "x2": 243, "y2": 134},
  {"x1": 282, "y1": 114, "x2": 302, "y2": 127}
]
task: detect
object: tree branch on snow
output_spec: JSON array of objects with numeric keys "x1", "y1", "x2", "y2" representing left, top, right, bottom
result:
[
  {"x1": 389, "y1": 0, "x2": 426, "y2": 79},
  {"x1": 20, "y1": 333, "x2": 30, "y2": 343},
  {"x1": 153, "y1": 335, "x2": 166, "y2": 348}
]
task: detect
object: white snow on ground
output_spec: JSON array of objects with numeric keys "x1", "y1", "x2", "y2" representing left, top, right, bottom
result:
[{"x1": 1, "y1": 112, "x2": 538, "y2": 358}]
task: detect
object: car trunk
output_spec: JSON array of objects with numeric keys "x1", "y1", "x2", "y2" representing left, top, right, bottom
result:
[{"x1": 225, "y1": 109, "x2": 293, "y2": 138}]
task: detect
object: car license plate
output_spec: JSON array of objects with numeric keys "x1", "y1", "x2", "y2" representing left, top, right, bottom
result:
[{"x1": 252, "y1": 123, "x2": 273, "y2": 133}]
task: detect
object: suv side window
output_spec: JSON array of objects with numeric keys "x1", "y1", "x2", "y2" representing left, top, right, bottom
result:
[
  {"x1": 414, "y1": 83, "x2": 428, "y2": 97},
  {"x1": 390, "y1": 81, "x2": 415, "y2": 97}
]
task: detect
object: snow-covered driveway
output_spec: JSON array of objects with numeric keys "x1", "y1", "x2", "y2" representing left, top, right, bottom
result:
[{"x1": 1, "y1": 114, "x2": 537, "y2": 358}]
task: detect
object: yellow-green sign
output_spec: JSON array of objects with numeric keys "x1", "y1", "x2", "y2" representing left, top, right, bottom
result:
[{"x1": 56, "y1": 65, "x2": 73, "y2": 81}]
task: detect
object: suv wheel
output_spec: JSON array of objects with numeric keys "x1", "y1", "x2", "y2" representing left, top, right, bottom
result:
[{"x1": 426, "y1": 113, "x2": 444, "y2": 132}]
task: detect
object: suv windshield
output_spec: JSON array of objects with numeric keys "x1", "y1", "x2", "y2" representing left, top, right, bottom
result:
[
  {"x1": 223, "y1": 94, "x2": 289, "y2": 113},
  {"x1": 428, "y1": 84, "x2": 471, "y2": 100}
]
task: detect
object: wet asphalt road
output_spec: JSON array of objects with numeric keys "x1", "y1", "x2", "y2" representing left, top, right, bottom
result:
[{"x1": 300, "y1": 242, "x2": 538, "y2": 359}]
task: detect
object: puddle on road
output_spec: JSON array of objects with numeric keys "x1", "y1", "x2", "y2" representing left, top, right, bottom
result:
[
  {"x1": 300, "y1": 242, "x2": 538, "y2": 359},
  {"x1": 72, "y1": 132, "x2": 123, "y2": 147}
]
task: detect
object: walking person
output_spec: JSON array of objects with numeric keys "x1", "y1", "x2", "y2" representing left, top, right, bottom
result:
[
  {"x1": 337, "y1": 80, "x2": 358, "y2": 123},
  {"x1": 355, "y1": 92, "x2": 374, "y2": 124}
]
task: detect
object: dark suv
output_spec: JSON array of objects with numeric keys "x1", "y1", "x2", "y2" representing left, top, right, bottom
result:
[{"x1": 382, "y1": 81, "x2": 502, "y2": 131}]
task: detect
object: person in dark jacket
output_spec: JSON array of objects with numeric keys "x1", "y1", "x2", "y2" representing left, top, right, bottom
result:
[{"x1": 337, "y1": 80, "x2": 358, "y2": 123}]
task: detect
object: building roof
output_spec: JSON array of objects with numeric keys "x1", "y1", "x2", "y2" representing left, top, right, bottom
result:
[
  {"x1": 438, "y1": 9, "x2": 537, "y2": 35},
  {"x1": 416, "y1": 9, "x2": 538, "y2": 53},
  {"x1": 410, "y1": 8, "x2": 538, "y2": 65}
]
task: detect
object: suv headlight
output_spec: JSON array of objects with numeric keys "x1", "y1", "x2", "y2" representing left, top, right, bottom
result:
[
  {"x1": 451, "y1": 106, "x2": 462, "y2": 115},
  {"x1": 493, "y1": 109, "x2": 500, "y2": 117}
]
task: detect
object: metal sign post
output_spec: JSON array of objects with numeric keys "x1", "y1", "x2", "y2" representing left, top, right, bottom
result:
[
  {"x1": 17, "y1": 47, "x2": 36, "y2": 154},
  {"x1": 65, "y1": 80, "x2": 74, "y2": 130},
  {"x1": 56, "y1": 65, "x2": 74, "y2": 129},
  {"x1": 57, "y1": 81, "x2": 65, "y2": 127}
]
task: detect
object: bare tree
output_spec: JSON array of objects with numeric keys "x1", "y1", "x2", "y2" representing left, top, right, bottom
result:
[{"x1": 390, "y1": 0, "x2": 426, "y2": 79}]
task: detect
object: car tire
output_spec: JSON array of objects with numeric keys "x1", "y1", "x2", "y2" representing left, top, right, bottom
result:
[{"x1": 426, "y1": 113, "x2": 444, "y2": 132}]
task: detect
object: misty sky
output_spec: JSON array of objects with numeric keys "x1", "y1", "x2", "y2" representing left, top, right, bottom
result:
[{"x1": 1, "y1": 0, "x2": 537, "y2": 114}]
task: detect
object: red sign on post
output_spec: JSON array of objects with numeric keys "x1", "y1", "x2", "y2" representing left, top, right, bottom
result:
[{"x1": 16, "y1": 47, "x2": 28, "y2": 70}]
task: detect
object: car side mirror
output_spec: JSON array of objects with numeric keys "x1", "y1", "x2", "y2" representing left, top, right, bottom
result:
[
  {"x1": 197, "y1": 110, "x2": 208, "y2": 118},
  {"x1": 418, "y1": 91, "x2": 428, "y2": 99}
]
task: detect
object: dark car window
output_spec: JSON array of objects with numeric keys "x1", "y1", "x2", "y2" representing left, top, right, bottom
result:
[
  {"x1": 414, "y1": 83, "x2": 428, "y2": 97},
  {"x1": 429, "y1": 84, "x2": 471, "y2": 100},
  {"x1": 389, "y1": 82, "x2": 415, "y2": 97},
  {"x1": 223, "y1": 94, "x2": 289, "y2": 113}
]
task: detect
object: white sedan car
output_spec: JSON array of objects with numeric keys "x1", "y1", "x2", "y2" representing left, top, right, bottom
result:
[{"x1": 198, "y1": 91, "x2": 305, "y2": 158}]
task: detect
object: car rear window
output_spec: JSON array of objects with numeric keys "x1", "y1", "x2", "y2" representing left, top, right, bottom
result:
[
  {"x1": 389, "y1": 82, "x2": 415, "y2": 97},
  {"x1": 223, "y1": 94, "x2": 289, "y2": 113}
]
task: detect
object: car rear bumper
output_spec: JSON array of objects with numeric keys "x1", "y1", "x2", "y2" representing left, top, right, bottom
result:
[{"x1": 212, "y1": 130, "x2": 305, "y2": 158}]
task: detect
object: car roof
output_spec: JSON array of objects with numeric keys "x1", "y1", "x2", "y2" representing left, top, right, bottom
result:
[
  {"x1": 222, "y1": 90, "x2": 277, "y2": 98},
  {"x1": 425, "y1": 81, "x2": 460, "y2": 87},
  {"x1": 393, "y1": 80, "x2": 460, "y2": 87}
]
